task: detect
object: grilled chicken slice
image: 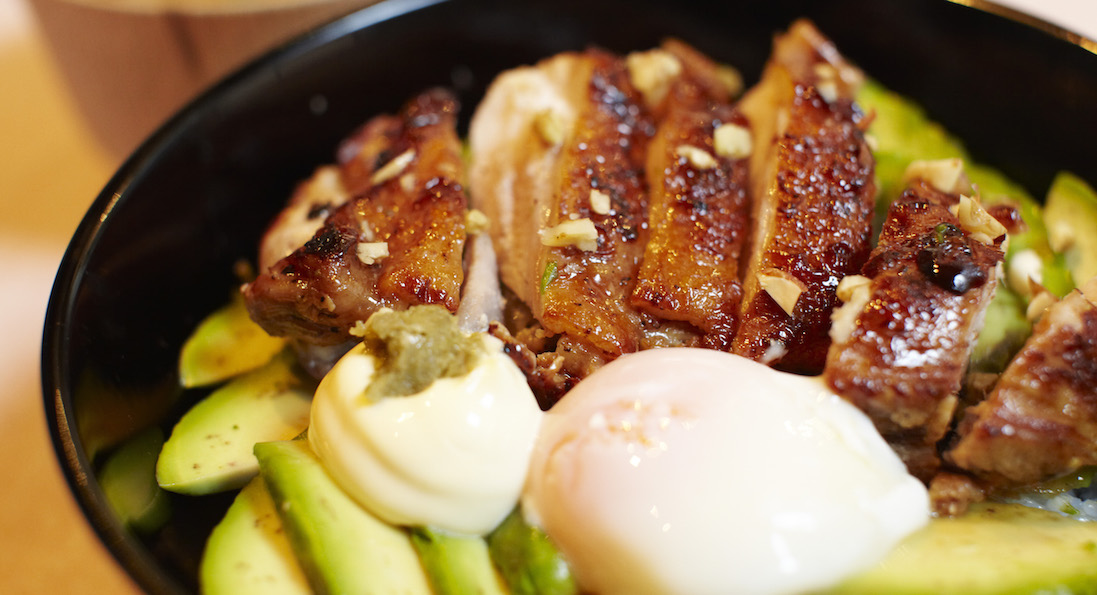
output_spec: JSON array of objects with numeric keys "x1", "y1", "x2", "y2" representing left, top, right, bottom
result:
[
  {"x1": 946, "y1": 277, "x2": 1097, "y2": 485},
  {"x1": 732, "y1": 19, "x2": 876, "y2": 373},
  {"x1": 243, "y1": 89, "x2": 467, "y2": 347},
  {"x1": 824, "y1": 173, "x2": 1006, "y2": 480},
  {"x1": 630, "y1": 40, "x2": 752, "y2": 350},
  {"x1": 469, "y1": 49, "x2": 653, "y2": 365}
]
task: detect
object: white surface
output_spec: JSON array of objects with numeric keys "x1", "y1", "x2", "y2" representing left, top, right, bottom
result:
[{"x1": 993, "y1": 0, "x2": 1097, "y2": 40}]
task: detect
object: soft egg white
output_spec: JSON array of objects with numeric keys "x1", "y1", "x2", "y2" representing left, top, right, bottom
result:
[{"x1": 523, "y1": 348, "x2": 929, "y2": 595}]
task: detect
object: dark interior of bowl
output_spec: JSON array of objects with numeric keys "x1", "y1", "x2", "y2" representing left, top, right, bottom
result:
[{"x1": 42, "y1": 0, "x2": 1097, "y2": 592}]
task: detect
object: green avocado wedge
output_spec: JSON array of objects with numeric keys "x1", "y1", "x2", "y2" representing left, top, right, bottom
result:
[
  {"x1": 487, "y1": 507, "x2": 577, "y2": 595},
  {"x1": 254, "y1": 439, "x2": 433, "y2": 595},
  {"x1": 827, "y1": 502, "x2": 1097, "y2": 595},
  {"x1": 200, "y1": 476, "x2": 311, "y2": 595},
  {"x1": 157, "y1": 351, "x2": 313, "y2": 495},
  {"x1": 98, "y1": 427, "x2": 171, "y2": 534},
  {"x1": 411, "y1": 527, "x2": 508, "y2": 595},
  {"x1": 1045, "y1": 171, "x2": 1097, "y2": 287},
  {"x1": 178, "y1": 295, "x2": 286, "y2": 388}
]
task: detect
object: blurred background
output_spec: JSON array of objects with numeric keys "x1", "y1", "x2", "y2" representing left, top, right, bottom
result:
[{"x1": 0, "y1": 0, "x2": 1093, "y2": 591}]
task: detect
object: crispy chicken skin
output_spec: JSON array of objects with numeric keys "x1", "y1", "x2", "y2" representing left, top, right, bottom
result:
[
  {"x1": 824, "y1": 178, "x2": 1005, "y2": 480},
  {"x1": 469, "y1": 49, "x2": 653, "y2": 360},
  {"x1": 630, "y1": 41, "x2": 751, "y2": 350},
  {"x1": 243, "y1": 89, "x2": 467, "y2": 347},
  {"x1": 733, "y1": 19, "x2": 876, "y2": 374},
  {"x1": 946, "y1": 277, "x2": 1097, "y2": 485}
]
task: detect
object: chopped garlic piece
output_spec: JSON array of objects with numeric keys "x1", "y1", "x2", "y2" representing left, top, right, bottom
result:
[
  {"x1": 836, "y1": 275, "x2": 872, "y2": 303},
  {"x1": 399, "y1": 173, "x2": 417, "y2": 193},
  {"x1": 534, "y1": 109, "x2": 567, "y2": 146},
  {"x1": 950, "y1": 194, "x2": 1007, "y2": 245},
  {"x1": 371, "y1": 149, "x2": 416, "y2": 185},
  {"x1": 714, "y1": 123, "x2": 752, "y2": 160},
  {"x1": 357, "y1": 241, "x2": 390, "y2": 265},
  {"x1": 1083, "y1": 276, "x2": 1097, "y2": 306},
  {"x1": 758, "y1": 269, "x2": 806, "y2": 316},
  {"x1": 589, "y1": 188, "x2": 612, "y2": 215},
  {"x1": 465, "y1": 209, "x2": 490, "y2": 235},
  {"x1": 830, "y1": 275, "x2": 874, "y2": 344},
  {"x1": 1008, "y1": 249, "x2": 1043, "y2": 297},
  {"x1": 677, "y1": 144, "x2": 718, "y2": 170},
  {"x1": 1026, "y1": 289, "x2": 1059, "y2": 323},
  {"x1": 865, "y1": 133, "x2": 879, "y2": 153},
  {"x1": 540, "y1": 218, "x2": 599, "y2": 251},
  {"x1": 319, "y1": 294, "x2": 337, "y2": 312},
  {"x1": 816, "y1": 80, "x2": 839, "y2": 104},
  {"x1": 903, "y1": 158, "x2": 966, "y2": 195},
  {"x1": 626, "y1": 49, "x2": 682, "y2": 109},
  {"x1": 716, "y1": 64, "x2": 743, "y2": 97},
  {"x1": 349, "y1": 320, "x2": 369, "y2": 337}
]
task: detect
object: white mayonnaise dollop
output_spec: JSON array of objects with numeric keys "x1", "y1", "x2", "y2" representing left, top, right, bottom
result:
[
  {"x1": 309, "y1": 333, "x2": 543, "y2": 535},
  {"x1": 523, "y1": 348, "x2": 929, "y2": 595}
]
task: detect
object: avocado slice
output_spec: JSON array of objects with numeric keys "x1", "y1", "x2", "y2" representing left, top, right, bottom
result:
[
  {"x1": 1045, "y1": 171, "x2": 1097, "y2": 287},
  {"x1": 487, "y1": 507, "x2": 577, "y2": 595},
  {"x1": 969, "y1": 284, "x2": 1031, "y2": 375},
  {"x1": 98, "y1": 427, "x2": 171, "y2": 534},
  {"x1": 157, "y1": 351, "x2": 313, "y2": 495},
  {"x1": 410, "y1": 527, "x2": 508, "y2": 595},
  {"x1": 254, "y1": 439, "x2": 432, "y2": 595},
  {"x1": 200, "y1": 476, "x2": 311, "y2": 595},
  {"x1": 828, "y1": 502, "x2": 1097, "y2": 594},
  {"x1": 179, "y1": 295, "x2": 286, "y2": 388}
]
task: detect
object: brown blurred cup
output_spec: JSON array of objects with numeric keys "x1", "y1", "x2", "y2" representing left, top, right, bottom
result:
[{"x1": 30, "y1": 0, "x2": 380, "y2": 157}]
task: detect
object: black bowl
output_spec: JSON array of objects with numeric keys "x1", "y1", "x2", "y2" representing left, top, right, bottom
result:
[{"x1": 42, "y1": 0, "x2": 1097, "y2": 592}]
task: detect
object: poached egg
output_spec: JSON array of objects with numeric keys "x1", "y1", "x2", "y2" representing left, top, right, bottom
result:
[{"x1": 523, "y1": 347, "x2": 929, "y2": 595}]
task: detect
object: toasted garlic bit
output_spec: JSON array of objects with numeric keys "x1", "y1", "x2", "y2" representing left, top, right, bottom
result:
[
  {"x1": 950, "y1": 194, "x2": 1008, "y2": 245},
  {"x1": 319, "y1": 294, "x2": 337, "y2": 312},
  {"x1": 358, "y1": 220, "x2": 376, "y2": 242},
  {"x1": 1047, "y1": 217, "x2": 1075, "y2": 253},
  {"x1": 716, "y1": 64, "x2": 744, "y2": 97},
  {"x1": 1008, "y1": 248, "x2": 1044, "y2": 297},
  {"x1": 830, "y1": 275, "x2": 873, "y2": 344},
  {"x1": 540, "y1": 218, "x2": 599, "y2": 252},
  {"x1": 371, "y1": 149, "x2": 416, "y2": 185},
  {"x1": 534, "y1": 109, "x2": 567, "y2": 146},
  {"x1": 398, "y1": 173, "x2": 417, "y2": 193},
  {"x1": 864, "y1": 133, "x2": 880, "y2": 153},
  {"x1": 813, "y1": 63, "x2": 840, "y2": 103},
  {"x1": 903, "y1": 158, "x2": 966, "y2": 195},
  {"x1": 589, "y1": 188, "x2": 612, "y2": 215},
  {"x1": 349, "y1": 319, "x2": 369, "y2": 337},
  {"x1": 1026, "y1": 288, "x2": 1059, "y2": 323},
  {"x1": 758, "y1": 268, "x2": 806, "y2": 317},
  {"x1": 1083, "y1": 276, "x2": 1097, "y2": 305},
  {"x1": 759, "y1": 340, "x2": 788, "y2": 365},
  {"x1": 465, "y1": 209, "x2": 490, "y2": 235},
  {"x1": 714, "y1": 123, "x2": 752, "y2": 160},
  {"x1": 676, "y1": 144, "x2": 718, "y2": 170},
  {"x1": 357, "y1": 241, "x2": 390, "y2": 265},
  {"x1": 626, "y1": 49, "x2": 682, "y2": 109}
]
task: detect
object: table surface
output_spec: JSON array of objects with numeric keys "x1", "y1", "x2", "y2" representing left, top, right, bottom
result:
[{"x1": 1, "y1": 0, "x2": 1094, "y2": 592}]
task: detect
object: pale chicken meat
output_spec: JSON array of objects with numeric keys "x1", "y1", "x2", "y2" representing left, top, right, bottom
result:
[
  {"x1": 824, "y1": 176, "x2": 1006, "y2": 480},
  {"x1": 629, "y1": 40, "x2": 752, "y2": 350},
  {"x1": 469, "y1": 48, "x2": 655, "y2": 398},
  {"x1": 243, "y1": 89, "x2": 467, "y2": 349},
  {"x1": 946, "y1": 277, "x2": 1097, "y2": 485},
  {"x1": 733, "y1": 19, "x2": 876, "y2": 374}
]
